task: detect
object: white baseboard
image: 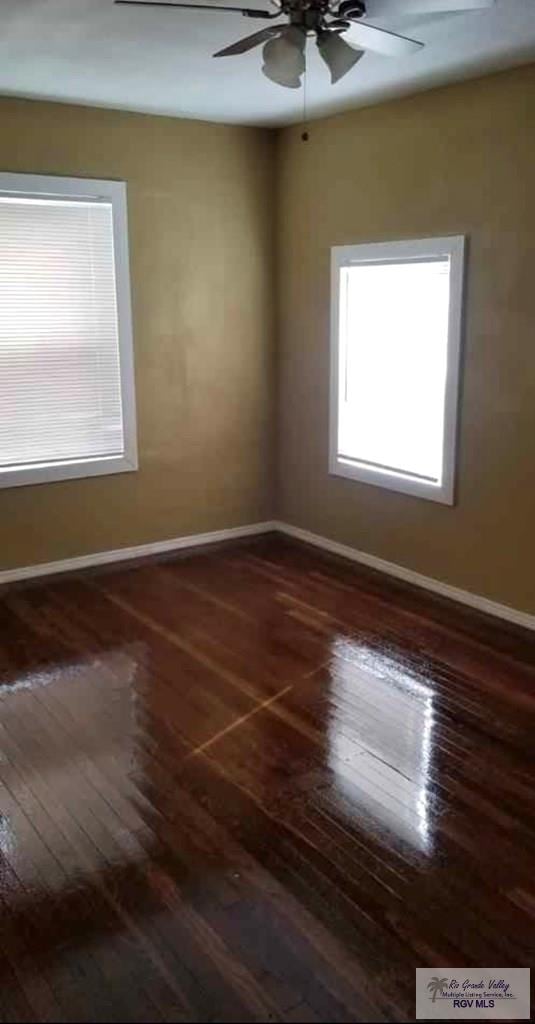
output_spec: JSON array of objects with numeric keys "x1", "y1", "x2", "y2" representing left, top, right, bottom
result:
[
  {"x1": 0, "y1": 521, "x2": 278, "y2": 586},
  {"x1": 2, "y1": 517, "x2": 533, "y2": 634},
  {"x1": 274, "y1": 521, "x2": 535, "y2": 633}
]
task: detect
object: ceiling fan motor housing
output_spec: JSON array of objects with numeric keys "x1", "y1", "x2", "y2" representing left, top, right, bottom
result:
[
  {"x1": 336, "y1": 1, "x2": 366, "y2": 19},
  {"x1": 284, "y1": 0, "x2": 365, "y2": 33}
]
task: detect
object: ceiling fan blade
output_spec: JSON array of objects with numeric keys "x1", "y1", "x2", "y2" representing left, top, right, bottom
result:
[
  {"x1": 364, "y1": 0, "x2": 494, "y2": 15},
  {"x1": 317, "y1": 31, "x2": 364, "y2": 85},
  {"x1": 262, "y1": 26, "x2": 306, "y2": 89},
  {"x1": 115, "y1": 1, "x2": 279, "y2": 18},
  {"x1": 341, "y1": 21, "x2": 423, "y2": 56},
  {"x1": 214, "y1": 25, "x2": 282, "y2": 56}
]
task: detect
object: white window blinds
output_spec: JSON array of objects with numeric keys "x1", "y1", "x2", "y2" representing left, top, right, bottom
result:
[{"x1": 0, "y1": 194, "x2": 125, "y2": 471}]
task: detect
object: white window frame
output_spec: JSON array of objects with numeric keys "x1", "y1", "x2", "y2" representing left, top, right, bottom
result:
[
  {"x1": 0, "y1": 172, "x2": 138, "y2": 489},
  {"x1": 329, "y1": 235, "x2": 465, "y2": 506}
]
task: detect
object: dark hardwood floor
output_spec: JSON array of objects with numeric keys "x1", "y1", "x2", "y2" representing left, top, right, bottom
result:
[{"x1": 0, "y1": 534, "x2": 534, "y2": 1023}]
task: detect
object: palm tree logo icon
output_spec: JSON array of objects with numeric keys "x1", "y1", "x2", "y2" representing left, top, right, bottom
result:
[{"x1": 427, "y1": 977, "x2": 448, "y2": 1003}]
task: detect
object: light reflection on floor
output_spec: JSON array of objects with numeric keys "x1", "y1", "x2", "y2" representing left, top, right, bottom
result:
[
  {"x1": 326, "y1": 637, "x2": 436, "y2": 853},
  {"x1": 0, "y1": 646, "x2": 150, "y2": 894}
]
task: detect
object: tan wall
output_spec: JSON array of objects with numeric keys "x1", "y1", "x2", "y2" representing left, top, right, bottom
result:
[
  {"x1": 0, "y1": 98, "x2": 275, "y2": 569},
  {"x1": 3, "y1": 67, "x2": 535, "y2": 615},
  {"x1": 277, "y1": 64, "x2": 535, "y2": 615}
]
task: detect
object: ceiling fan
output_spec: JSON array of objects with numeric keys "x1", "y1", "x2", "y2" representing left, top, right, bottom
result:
[{"x1": 115, "y1": 0, "x2": 495, "y2": 89}]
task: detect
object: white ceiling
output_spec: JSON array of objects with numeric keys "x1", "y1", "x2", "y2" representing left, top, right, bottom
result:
[{"x1": 0, "y1": 0, "x2": 534, "y2": 126}]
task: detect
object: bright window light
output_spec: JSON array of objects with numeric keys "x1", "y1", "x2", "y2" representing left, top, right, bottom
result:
[{"x1": 330, "y1": 236, "x2": 465, "y2": 504}]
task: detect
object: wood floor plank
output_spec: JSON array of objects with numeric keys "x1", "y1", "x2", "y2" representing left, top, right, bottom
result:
[{"x1": 0, "y1": 536, "x2": 533, "y2": 1022}]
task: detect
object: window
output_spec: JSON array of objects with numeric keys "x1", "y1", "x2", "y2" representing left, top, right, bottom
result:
[
  {"x1": 0, "y1": 172, "x2": 137, "y2": 489},
  {"x1": 330, "y1": 236, "x2": 465, "y2": 504}
]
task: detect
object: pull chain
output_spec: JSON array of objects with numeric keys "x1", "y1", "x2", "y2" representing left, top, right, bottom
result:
[{"x1": 301, "y1": 66, "x2": 309, "y2": 142}]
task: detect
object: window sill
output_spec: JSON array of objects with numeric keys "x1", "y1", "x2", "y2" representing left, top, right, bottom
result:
[
  {"x1": 329, "y1": 454, "x2": 454, "y2": 505},
  {"x1": 0, "y1": 453, "x2": 138, "y2": 490}
]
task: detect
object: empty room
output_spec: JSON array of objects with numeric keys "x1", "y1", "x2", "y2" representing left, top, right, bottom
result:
[{"x1": 0, "y1": 0, "x2": 534, "y2": 1021}]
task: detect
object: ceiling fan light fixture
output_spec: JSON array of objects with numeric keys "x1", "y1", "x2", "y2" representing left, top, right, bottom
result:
[
  {"x1": 317, "y1": 29, "x2": 364, "y2": 85},
  {"x1": 262, "y1": 26, "x2": 306, "y2": 88}
]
